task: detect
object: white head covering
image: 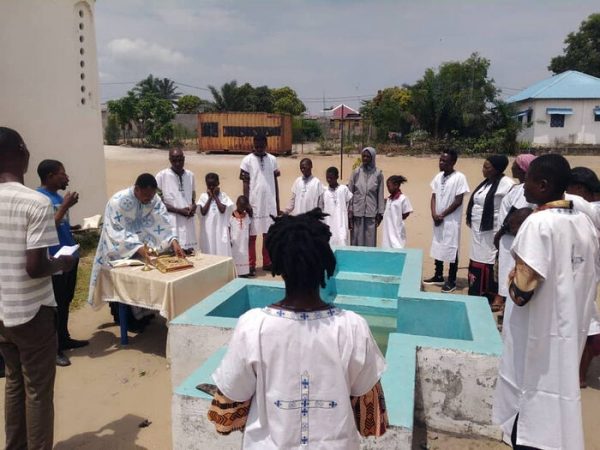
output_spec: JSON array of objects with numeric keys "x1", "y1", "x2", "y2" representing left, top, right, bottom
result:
[{"x1": 361, "y1": 147, "x2": 376, "y2": 169}]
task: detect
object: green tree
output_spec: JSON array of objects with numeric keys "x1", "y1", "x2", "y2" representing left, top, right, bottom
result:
[
  {"x1": 208, "y1": 81, "x2": 303, "y2": 114},
  {"x1": 237, "y1": 83, "x2": 262, "y2": 112},
  {"x1": 104, "y1": 114, "x2": 120, "y2": 145},
  {"x1": 484, "y1": 100, "x2": 522, "y2": 154},
  {"x1": 107, "y1": 91, "x2": 138, "y2": 143},
  {"x1": 549, "y1": 13, "x2": 600, "y2": 77},
  {"x1": 272, "y1": 86, "x2": 306, "y2": 116},
  {"x1": 252, "y1": 85, "x2": 275, "y2": 112},
  {"x1": 177, "y1": 95, "x2": 211, "y2": 113},
  {"x1": 134, "y1": 74, "x2": 181, "y2": 104},
  {"x1": 361, "y1": 87, "x2": 413, "y2": 141},
  {"x1": 137, "y1": 94, "x2": 176, "y2": 146},
  {"x1": 107, "y1": 75, "x2": 181, "y2": 147},
  {"x1": 409, "y1": 53, "x2": 497, "y2": 138},
  {"x1": 208, "y1": 80, "x2": 246, "y2": 111},
  {"x1": 292, "y1": 117, "x2": 323, "y2": 143}
]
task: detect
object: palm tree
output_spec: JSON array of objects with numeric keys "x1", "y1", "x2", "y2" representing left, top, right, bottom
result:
[
  {"x1": 156, "y1": 77, "x2": 181, "y2": 104},
  {"x1": 134, "y1": 75, "x2": 180, "y2": 105},
  {"x1": 208, "y1": 80, "x2": 245, "y2": 111}
]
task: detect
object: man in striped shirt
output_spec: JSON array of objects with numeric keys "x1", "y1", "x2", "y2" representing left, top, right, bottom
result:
[{"x1": 0, "y1": 127, "x2": 75, "y2": 450}]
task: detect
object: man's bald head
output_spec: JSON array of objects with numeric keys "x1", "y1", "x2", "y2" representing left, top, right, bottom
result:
[
  {"x1": 169, "y1": 148, "x2": 185, "y2": 174},
  {"x1": 169, "y1": 148, "x2": 183, "y2": 158}
]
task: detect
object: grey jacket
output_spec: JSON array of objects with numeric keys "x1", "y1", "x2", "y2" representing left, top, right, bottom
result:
[{"x1": 348, "y1": 166, "x2": 385, "y2": 217}]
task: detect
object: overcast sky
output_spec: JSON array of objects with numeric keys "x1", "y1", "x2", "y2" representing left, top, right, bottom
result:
[{"x1": 95, "y1": 0, "x2": 599, "y2": 113}]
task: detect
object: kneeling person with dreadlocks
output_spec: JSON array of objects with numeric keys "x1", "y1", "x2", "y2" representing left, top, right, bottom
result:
[{"x1": 208, "y1": 209, "x2": 388, "y2": 449}]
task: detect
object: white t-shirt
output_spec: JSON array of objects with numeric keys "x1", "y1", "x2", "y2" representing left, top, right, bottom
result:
[
  {"x1": 286, "y1": 176, "x2": 324, "y2": 215},
  {"x1": 213, "y1": 307, "x2": 386, "y2": 450},
  {"x1": 240, "y1": 153, "x2": 278, "y2": 235},
  {"x1": 155, "y1": 168, "x2": 198, "y2": 250},
  {"x1": 381, "y1": 193, "x2": 413, "y2": 249},
  {"x1": 322, "y1": 184, "x2": 353, "y2": 247},
  {"x1": 493, "y1": 207, "x2": 599, "y2": 450},
  {"x1": 469, "y1": 176, "x2": 515, "y2": 264},
  {"x1": 430, "y1": 171, "x2": 470, "y2": 262},
  {"x1": 0, "y1": 182, "x2": 59, "y2": 327}
]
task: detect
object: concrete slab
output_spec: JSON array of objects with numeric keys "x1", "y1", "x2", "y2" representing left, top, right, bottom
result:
[{"x1": 170, "y1": 247, "x2": 504, "y2": 448}]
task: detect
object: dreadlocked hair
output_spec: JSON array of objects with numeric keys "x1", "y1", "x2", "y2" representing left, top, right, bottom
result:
[{"x1": 265, "y1": 208, "x2": 336, "y2": 292}]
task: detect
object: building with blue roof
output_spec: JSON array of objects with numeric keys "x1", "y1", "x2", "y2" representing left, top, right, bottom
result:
[{"x1": 507, "y1": 70, "x2": 600, "y2": 145}]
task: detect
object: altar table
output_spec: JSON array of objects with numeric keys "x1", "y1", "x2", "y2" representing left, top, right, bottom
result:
[{"x1": 92, "y1": 253, "x2": 236, "y2": 344}]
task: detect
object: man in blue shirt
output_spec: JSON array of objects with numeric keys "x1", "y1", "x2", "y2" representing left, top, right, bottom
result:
[{"x1": 37, "y1": 160, "x2": 88, "y2": 367}]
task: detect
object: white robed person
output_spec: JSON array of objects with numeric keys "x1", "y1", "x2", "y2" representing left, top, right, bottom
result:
[
  {"x1": 284, "y1": 158, "x2": 324, "y2": 215},
  {"x1": 207, "y1": 210, "x2": 388, "y2": 449},
  {"x1": 229, "y1": 195, "x2": 252, "y2": 276},
  {"x1": 565, "y1": 166, "x2": 600, "y2": 388},
  {"x1": 381, "y1": 175, "x2": 413, "y2": 249},
  {"x1": 493, "y1": 155, "x2": 600, "y2": 450},
  {"x1": 322, "y1": 166, "x2": 353, "y2": 247},
  {"x1": 198, "y1": 172, "x2": 234, "y2": 256},
  {"x1": 424, "y1": 150, "x2": 469, "y2": 293},
  {"x1": 155, "y1": 148, "x2": 198, "y2": 251},
  {"x1": 88, "y1": 173, "x2": 185, "y2": 325},
  {"x1": 492, "y1": 154, "x2": 536, "y2": 315},
  {"x1": 240, "y1": 134, "x2": 280, "y2": 275}
]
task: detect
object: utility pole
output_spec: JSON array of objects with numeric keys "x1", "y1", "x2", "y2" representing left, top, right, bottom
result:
[{"x1": 340, "y1": 104, "x2": 344, "y2": 179}]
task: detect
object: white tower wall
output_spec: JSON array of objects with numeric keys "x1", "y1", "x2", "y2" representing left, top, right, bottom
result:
[{"x1": 0, "y1": 0, "x2": 106, "y2": 223}]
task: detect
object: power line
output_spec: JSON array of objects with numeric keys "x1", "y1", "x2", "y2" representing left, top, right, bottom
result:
[
  {"x1": 171, "y1": 81, "x2": 211, "y2": 92},
  {"x1": 100, "y1": 81, "x2": 138, "y2": 85},
  {"x1": 100, "y1": 80, "x2": 211, "y2": 91}
]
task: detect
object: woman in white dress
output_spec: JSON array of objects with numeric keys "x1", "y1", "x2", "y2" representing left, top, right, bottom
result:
[
  {"x1": 491, "y1": 154, "x2": 536, "y2": 315},
  {"x1": 465, "y1": 155, "x2": 514, "y2": 303},
  {"x1": 209, "y1": 210, "x2": 388, "y2": 449}
]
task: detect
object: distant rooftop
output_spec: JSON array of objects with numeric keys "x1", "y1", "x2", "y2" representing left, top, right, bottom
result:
[
  {"x1": 329, "y1": 103, "x2": 360, "y2": 119},
  {"x1": 508, "y1": 71, "x2": 600, "y2": 103}
]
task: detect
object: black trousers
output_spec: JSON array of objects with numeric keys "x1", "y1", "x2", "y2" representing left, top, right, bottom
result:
[
  {"x1": 511, "y1": 415, "x2": 540, "y2": 450},
  {"x1": 51, "y1": 258, "x2": 79, "y2": 351},
  {"x1": 434, "y1": 255, "x2": 459, "y2": 283}
]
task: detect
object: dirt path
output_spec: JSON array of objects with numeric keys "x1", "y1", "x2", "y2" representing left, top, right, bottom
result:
[{"x1": 1, "y1": 146, "x2": 599, "y2": 449}]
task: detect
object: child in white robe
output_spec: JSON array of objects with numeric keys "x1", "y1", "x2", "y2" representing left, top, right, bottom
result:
[
  {"x1": 229, "y1": 195, "x2": 252, "y2": 277},
  {"x1": 209, "y1": 210, "x2": 388, "y2": 449},
  {"x1": 381, "y1": 175, "x2": 413, "y2": 249},
  {"x1": 322, "y1": 166, "x2": 352, "y2": 247},
  {"x1": 284, "y1": 158, "x2": 323, "y2": 215},
  {"x1": 198, "y1": 172, "x2": 234, "y2": 256}
]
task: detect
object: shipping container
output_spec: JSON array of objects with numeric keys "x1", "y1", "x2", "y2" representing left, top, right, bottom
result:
[{"x1": 198, "y1": 112, "x2": 293, "y2": 154}]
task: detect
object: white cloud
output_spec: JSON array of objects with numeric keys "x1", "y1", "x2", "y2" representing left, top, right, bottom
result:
[
  {"x1": 96, "y1": 1, "x2": 600, "y2": 113},
  {"x1": 156, "y1": 6, "x2": 251, "y2": 34},
  {"x1": 107, "y1": 38, "x2": 188, "y2": 65}
]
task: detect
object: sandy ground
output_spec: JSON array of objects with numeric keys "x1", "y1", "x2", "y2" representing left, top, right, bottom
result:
[{"x1": 1, "y1": 146, "x2": 600, "y2": 449}]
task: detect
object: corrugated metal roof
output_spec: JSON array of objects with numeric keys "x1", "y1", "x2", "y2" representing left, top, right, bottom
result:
[
  {"x1": 331, "y1": 104, "x2": 359, "y2": 119},
  {"x1": 507, "y1": 71, "x2": 600, "y2": 103}
]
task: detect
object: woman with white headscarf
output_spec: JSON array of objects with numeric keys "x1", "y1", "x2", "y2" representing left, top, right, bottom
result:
[
  {"x1": 347, "y1": 147, "x2": 385, "y2": 247},
  {"x1": 491, "y1": 154, "x2": 536, "y2": 315}
]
